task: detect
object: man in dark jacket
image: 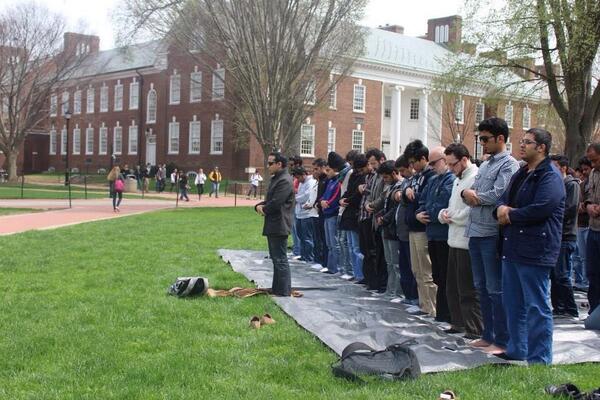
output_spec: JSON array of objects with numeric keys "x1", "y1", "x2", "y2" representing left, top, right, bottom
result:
[
  {"x1": 495, "y1": 128, "x2": 565, "y2": 364},
  {"x1": 255, "y1": 152, "x2": 295, "y2": 296},
  {"x1": 550, "y1": 155, "x2": 579, "y2": 318},
  {"x1": 311, "y1": 158, "x2": 328, "y2": 269}
]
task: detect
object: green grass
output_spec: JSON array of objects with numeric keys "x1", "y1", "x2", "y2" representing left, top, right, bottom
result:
[
  {"x1": 0, "y1": 207, "x2": 598, "y2": 399},
  {"x1": 0, "y1": 207, "x2": 42, "y2": 216}
]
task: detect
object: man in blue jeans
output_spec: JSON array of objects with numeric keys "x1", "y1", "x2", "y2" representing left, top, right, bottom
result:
[
  {"x1": 462, "y1": 117, "x2": 519, "y2": 355},
  {"x1": 495, "y1": 128, "x2": 564, "y2": 364},
  {"x1": 574, "y1": 157, "x2": 592, "y2": 291}
]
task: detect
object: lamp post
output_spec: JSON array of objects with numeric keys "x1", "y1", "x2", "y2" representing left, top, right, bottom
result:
[{"x1": 64, "y1": 110, "x2": 72, "y2": 208}]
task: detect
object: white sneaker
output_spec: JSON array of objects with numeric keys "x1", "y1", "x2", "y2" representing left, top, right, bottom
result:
[
  {"x1": 405, "y1": 305, "x2": 423, "y2": 314},
  {"x1": 319, "y1": 267, "x2": 329, "y2": 273},
  {"x1": 292, "y1": 255, "x2": 302, "y2": 260},
  {"x1": 390, "y1": 297, "x2": 404, "y2": 303},
  {"x1": 310, "y1": 263, "x2": 322, "y2": 270},
  {"x1": 340, "y1": 274, "x2": 352, "y2": 280}
]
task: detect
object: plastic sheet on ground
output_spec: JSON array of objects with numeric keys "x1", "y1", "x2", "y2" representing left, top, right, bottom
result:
[{"x1": 219, "y1": 249, "x2": 600, "y2": 374}]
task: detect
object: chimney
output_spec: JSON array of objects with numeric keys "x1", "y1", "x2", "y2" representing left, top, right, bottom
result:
[
  {"x1": 63, "y1": 32, "x2": 100, "y2": 57},
  {"x1": 426, "y1": 15, "x2": 462, "y2": 47},
  {"x1": 378, "y1": 24, "x2": 404, "y2": 35}
]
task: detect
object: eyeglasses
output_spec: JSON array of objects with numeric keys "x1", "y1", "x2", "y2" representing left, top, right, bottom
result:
[
  {"x1": 448, "y1": 160, "x2": 460, "y2": 167},
  {"x1": 428, "y1": 158, "x2": 445, "y2": 166},
  {"x1": 479, "y1": 136, "x2": 492, "y2": 143},
  {"x1": 520, "y1": 139, "x2": 537, "y2": 146}
]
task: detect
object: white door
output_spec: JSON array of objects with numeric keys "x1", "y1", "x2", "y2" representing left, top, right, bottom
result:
[{"x1": 146, "y1": 135, "x2": 156, "y2": 166}]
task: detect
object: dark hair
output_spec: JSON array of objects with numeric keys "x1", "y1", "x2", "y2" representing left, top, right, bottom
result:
[
  {"x1": 526, "y1": 128, "x2": 552, "y2": 156},
  {"x1": 353, "y1": 154, "x2": 368, "y2": 169},
  {"x1": 395, "y1": 155, "x2": 410, "y2": 169},
  {"x1": 365, "y1": 148, "x2": 386, "y2": 162},
  {"x1": 588, "y1": 142, "x2": 600, "y2": 155},
  {"x1": 550, "y1": 154, "x2": 569, "y2": 168},
  {"x1": 377, "y1": 160, "x2": 398, "y2": 175},
  {"x1": 269, "y1": 152, "x2": 288, "y2": 168},
  {"x1": 292, "y1": 166, "x2": 307, "y2": 176},
  {"x1": 345, "y1": 149, "x2": 360, "y2": 163},
  {"x1": 444, "y1": 143, "x2": 471, "y2": 160},
  {"x1": 289, "y1": 155, "x2": 303, "y2": 166},
  {"x1": 478, "y1": 117, "x2": 510, "y2": 141},
  {"x1": 578, "y1": 156, "x2": 592, "y2": 168},
  {"x1": 403, "y1": 139, "x2": 429, "y2": 162},
  {"x1": 312, "y1": 158, "x2": 327, "y2": 167}
]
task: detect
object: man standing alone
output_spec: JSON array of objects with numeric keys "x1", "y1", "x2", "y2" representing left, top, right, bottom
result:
[{"x1": 255, "y1": 153, "x2": 295, "y2": 296}]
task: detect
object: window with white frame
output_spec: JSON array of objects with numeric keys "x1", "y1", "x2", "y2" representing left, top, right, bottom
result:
[
  {"x1": 454, "y1": 99, "x2": 465, "y2": 124},
  {"x1": 114, "y1": 126, "x2": 122, "y2": 155},
  {"x1": 61, "y1": 91, "x2": 69, "y2": 115},
  {"x1": 475, "y1": 102, "x2": 485, "y2": 125},
  {"x1": 211, "y1": 118, "x2": 224, "y2": 154},
  {"x1": 305, "y1": 80, "x2": 316, "y2": 105},
  {"x1": 147, "y1": 87, "x2": 157, "y2": 123},
  {"x1": 86, "y1": 87, "x2": 94, "y2": 113},
  {"x1": 352, "y1": 130, "x2": 364, "y2": 152},
  {"x1": 73, "y1": 127, "x2": 81, "y2": 155},
  {"x1": 410, "y1": 98, "x2": 420, "y2": 120},
  {"x1": 189, "y1": 120, "x2": 201, "y2": 154},
  {"x1": 128, "y1": 125, "x2": 138, "y2": 154},
  {"x1": 300, "y1": 124, "x2": 315, "y2": 156},
  {"x1": 329, "y1": 84, "x2": 337, "y2": 109},
  {"x1": 327, "y1": 127, "x2": 336, "y2": 153},
  {"x1": 169, "y1": 71, "x2": 180, "y2": 104},
  {"x1": 61, "y1": 127, "x2": 67, "y2": 155},
  {"x1": 505, "y1": 102, "x2": 514, "y2": 128},
  {"x1": 49, "y1": 128, "x2": 57, "y2": 154},
  {"x1": 190, "y1": 71, "x2": 202, "y2": 102},
  {"x1": 212, "y1": 68, "x2": 225, "y2": 100},
  {"x1": 99, "y1": 126, "x2": 107, "y2": 155},
  {"x1": 85, "y1": 126, "x2": 94, "y2": 154},
  {"x1": 100, "y1": 85, "x2": 108, "y2": 112},
  {"x1": 168, "y1": 119, "x2": 179, "y2": 154},
  {"x1": 74, "y1": 90, "x2": 81, "y2": 114},
  {"x1": 353, "y1": 84, "x2": 366, "y2": 112},
  {"x1": 129, "y1": 79, "x2": 139, "y2": 110},
  {"x1": 50, "y1": 94, "x2": 57, "y2": 116},
  {"x1": 114, "y1": 81, "x2": 123, "y2": 111},
  {"x1": 384, "y1": 96, "x2": 391, "y2": 118},
  {"x1": 522, "y1": 105, "x2": 531, "y2": 130}
]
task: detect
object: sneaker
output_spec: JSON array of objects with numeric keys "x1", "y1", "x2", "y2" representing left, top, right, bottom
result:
[
  {"x1": 406, "y1": 306, "x2": 427, "y2": 315},
  {"x1": 310, "y1": 264, "x2": 323, "y2": 270},
  {"x1": 390, "y1": 297, "x2": 404, "y2": 304},
  {"x1": 292, "y1": 255, "x2": 302, "y2": 260},
  {"x1": 319, "y1": 267, "x2": 329, "y2": 273},
  {"x1": 340, "y1": 274, "x2": 352, "y2": 280}
]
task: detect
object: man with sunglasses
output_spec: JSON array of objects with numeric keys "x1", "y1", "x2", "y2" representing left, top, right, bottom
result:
[
  {"x1": 462, "y1": 117, "x2": 519, "y2": 355},
  {"x1": 494, "y1": 128, "x2": 565, "y2": 364},
  {"x1": 255, "y1": 152, "x2": 295, "y2": 296}
]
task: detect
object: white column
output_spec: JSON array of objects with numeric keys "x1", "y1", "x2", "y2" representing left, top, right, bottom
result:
[
  {"x1": 420, "y1": 89, "x2": 430, "y2": 146},
  {"x1": 389, "y1": 85, "x2": 404, "y2": 160}
]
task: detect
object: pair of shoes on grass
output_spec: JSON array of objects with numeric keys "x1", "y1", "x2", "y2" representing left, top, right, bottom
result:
[
  {"x1": 249, "y1": 313, "x2": 276, "y2": 329},
  {"x1": 545, "y1": 383, "x2": 600, "y2": 399}
]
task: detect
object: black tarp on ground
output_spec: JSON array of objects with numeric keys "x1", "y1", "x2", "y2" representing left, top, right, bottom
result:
[{"x1": 219, "y1": 249, "x2": 600, "y2": 373}]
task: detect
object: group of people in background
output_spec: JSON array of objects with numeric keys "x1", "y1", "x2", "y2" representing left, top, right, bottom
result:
[{"x1": 256, "y1": 116, "x2": 600, "y2": 366}]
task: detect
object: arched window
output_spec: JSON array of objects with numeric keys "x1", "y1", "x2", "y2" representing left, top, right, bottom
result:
[
  {"x1": 435, "y1": 26, "x2": 440, "y2": 43},
  {"x1": 146, "y1": 86, "x2": 157, "y2": 124},
  {"x1": 444, "y1": 25, "x2": 449, "y2": 42}
]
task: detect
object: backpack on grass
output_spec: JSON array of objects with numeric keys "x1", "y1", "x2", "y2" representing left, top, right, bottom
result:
[
  {"x1": 168, "y1": 277, "x2": 209, "y2": 297},
  {"x1": 332, "y1": 341, "x2": 421, "y2": 382}
]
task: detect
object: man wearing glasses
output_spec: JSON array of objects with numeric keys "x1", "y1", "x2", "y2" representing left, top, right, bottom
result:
[
  {"x1": 462, "y1": 117, "x2": 519, "y2": 355},
  {"x1": 494, "y1": 128, "x2": 565, "y2": 364},
  {"x1": 255, "y1": 152, "x2": 295, "y2": 296}
]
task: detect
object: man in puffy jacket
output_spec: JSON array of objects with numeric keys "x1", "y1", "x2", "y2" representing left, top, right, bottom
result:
[{"x1": 495, "y1": 128, "x2": 565, "y2": 364}]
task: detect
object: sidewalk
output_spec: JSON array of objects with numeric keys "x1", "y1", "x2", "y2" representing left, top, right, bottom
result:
[{"x1": 0, "y1": 195, "x2": 260, "y2": 236}]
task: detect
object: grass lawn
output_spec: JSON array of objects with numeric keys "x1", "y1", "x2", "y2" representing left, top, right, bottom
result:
[
  {"x1": 0, "y1": 207, "x2": 598, "y2": 399},
  {"x1": 0, "y1": 184, "x2": 170, "y2": 201},
  {"x1": 0, "y1": 207, "x2": 42, "y2": 216}
]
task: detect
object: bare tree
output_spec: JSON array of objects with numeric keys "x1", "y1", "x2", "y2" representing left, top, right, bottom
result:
[
  {"x1": 116, "y1": 0, "x2": 366, "y2": 173},
  {"x1": 0, "y1": 3, "x2": 90, "y2": 181}
]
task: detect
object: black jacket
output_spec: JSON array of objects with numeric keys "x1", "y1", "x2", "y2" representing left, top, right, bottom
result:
[
  {"x1": 562, "y1": 174, "x2": 580, "y2": 241},
  {"x1": 339, "y1": 171, "x2": 365, "y2": 231},
  {"x1": 255, "y1": 169, "x2": 295, "y2": 237}
]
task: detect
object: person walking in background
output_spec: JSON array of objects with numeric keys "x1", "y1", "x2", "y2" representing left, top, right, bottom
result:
[
  {"x1": 107, "y1": 166, "x2": 124, "y2": 212},
  {"x1": 169, "y1": 168, "x2": 178, "y2": 192},
  {"x1": 195, "y1": 168, "x2": 207, "y2": 200},
  {"x1": 156, "y1": 164, "x2": 166, "y2": 193},
  {"x1": 209, "y1": 166, "x2": 222, "y2": 198},
  {"x1": 255, "y1": 152, "x2": 295, "y2": 296},
  {"x1": 179, "y1": 171, "x2": 190, "y2": 202},
  {"x1": 247, "y1": 171, "x2": 263, "y2": 199}
]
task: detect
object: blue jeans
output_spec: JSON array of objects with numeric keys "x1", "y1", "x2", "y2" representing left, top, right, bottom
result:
[
  {"x1": 573, "y1": 227, "x2": 589, "y2": 288},
  {"x1": 291, "y1": 217, "x2": 301, "y2": 256},
  {"x1": 346, "y1": 230, "x2": 364, "y2": 280},
  {"x1": 503, "y1": 260, "x2": 553, "y2": 365},
  {"x1": 337, "y1": 225, "x2": 353, "y2": 275},
  {"x1": 314, "y1": 215, "x2": 328, "y2": 267},
  {"x1": 267, "y1": 235, "x2": 291, "y2": 296},
  {"x1": 324, "y1": 216, "x2": 340, "y2": 273},
  {"x1": 587, "y1": 229, "x2": 600, "y2": 313},
  {"x1": 468, "y1": 236, "x2": 508, "y2": 348},
  {"x1": 399, "y1": 240, "x2": 418, "y2": 301},
  {"x1": 296, "y1": 217, "x2": 315, "y2": 263},
  {"x1": 550, "y1": 241, "x2": 578, "y2": 316},
  {"x1": 210, "y1": 182, "x2": 220, "y2": 197}
]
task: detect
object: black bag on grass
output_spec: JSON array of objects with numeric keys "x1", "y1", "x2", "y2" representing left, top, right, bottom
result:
[
  {"x1": 168, "y1": 277, "x2": 209, "y2": 297},
  {"x1": 332, "y1": 341, "x2": 421, "y2": 382}
]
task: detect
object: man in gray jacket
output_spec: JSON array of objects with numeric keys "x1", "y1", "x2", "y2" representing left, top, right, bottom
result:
[{"x1": 255, "y1": 152, "x2": 295, "y2": 296}]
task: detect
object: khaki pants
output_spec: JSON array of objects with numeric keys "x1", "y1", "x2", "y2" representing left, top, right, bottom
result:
[{"x1": 409, "y1": 231, "x2": 437, "y2": 316}]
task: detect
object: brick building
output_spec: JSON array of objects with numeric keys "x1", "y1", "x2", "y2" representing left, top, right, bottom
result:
[{"x1": 8, "y1": 16, "x2": 543, "y2": 178}]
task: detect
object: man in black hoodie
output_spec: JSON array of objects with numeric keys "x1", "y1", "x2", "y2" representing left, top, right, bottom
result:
[{"x1": 550, "y1": 155, "x2": 579, "y2": 317}]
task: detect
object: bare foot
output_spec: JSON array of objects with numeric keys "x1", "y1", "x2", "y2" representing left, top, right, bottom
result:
[
  {"x1": 482, "y1": 344, "x2": 506, "y2": 355},
  {"x1": 469, "y1": 338, "x2": 492, "y2": 348}
]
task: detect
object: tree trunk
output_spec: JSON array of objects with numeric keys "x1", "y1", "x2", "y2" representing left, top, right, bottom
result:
[
  {"x1": 7, "y1": 150, "x2": 18, "y2": 182},
  {"x1": 564, "y1": 118, "x2": 591, "y2": 166}
]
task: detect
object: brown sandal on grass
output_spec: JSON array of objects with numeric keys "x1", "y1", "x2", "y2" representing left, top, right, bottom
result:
[
  {"x1": 260, "y1": 313, "x2": 276, "y2": 325},
  {"x1": 249, "y1": 316, "x2": 261, "y2": 329}
]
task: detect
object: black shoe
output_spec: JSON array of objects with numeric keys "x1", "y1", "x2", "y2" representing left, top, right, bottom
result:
[
  {"x1": 494, "y1": 352, "x2": 523, "y2": 361},
  {"x1": 355, "y1": 279, "x2": 367, "y2": 285},
  {"x1": 545, "y1": 383, "x2": 583, "y2": 398},
  {"x1": 443, "y1": 328, "x2": 464, "y2": 334},
  {"x1": 377, "y1": 289, "x2": 386, "y2": 294}
]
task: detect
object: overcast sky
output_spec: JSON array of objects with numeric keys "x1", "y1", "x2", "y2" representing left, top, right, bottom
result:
[{"x1": 2, "y1": 0, "x2": 464, "y2": 50}]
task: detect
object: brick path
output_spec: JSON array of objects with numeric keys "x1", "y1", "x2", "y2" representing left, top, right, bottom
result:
[{"x1": 0, "y1": 195, "x2": 259, "y2": 236}]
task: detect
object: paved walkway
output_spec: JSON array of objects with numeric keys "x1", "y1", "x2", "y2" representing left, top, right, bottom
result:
[{"x1": 0, "y1": 195, "x2": 259, "y2": 236}]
